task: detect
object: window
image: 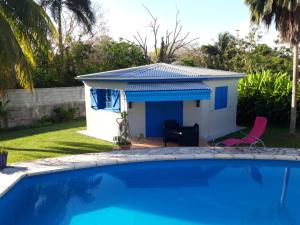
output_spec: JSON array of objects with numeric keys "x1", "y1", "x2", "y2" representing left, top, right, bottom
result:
[
  {"x1": 214, "y1": 86, "x2": 228, "y2": 110},
  {"x1": 90, "y1": 88, "x2": 120, "y2": 112},
  {"x1": 105, "y1": 90, "x2": 112, "y2": 108}
]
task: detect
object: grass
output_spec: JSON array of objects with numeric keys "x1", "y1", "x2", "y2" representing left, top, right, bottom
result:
[
  {"x1": 1, "y1": 119, "x2": 300, "y2": 164},
  {"x1": 216, "y1": 125, "x2": 300, "y2": 148},
  {"x1": 0, "y1": 120, "x2": 114, "y2": 164}
]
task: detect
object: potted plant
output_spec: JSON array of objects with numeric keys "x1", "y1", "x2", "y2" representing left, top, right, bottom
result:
[
  {"x1": 113, "y1": 112, "x2": 132, "y2": 150},
  {"x1": 113, "y1": 136, "x2": 132, "y2": 150},
  {"x1": 0, "y1": 147, "x2": 8, "y2": 170}
]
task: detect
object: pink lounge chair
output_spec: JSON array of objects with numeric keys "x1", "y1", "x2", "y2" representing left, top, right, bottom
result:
[{"x1": 216, "y1": 116, "x2": 268, "y2": 148}]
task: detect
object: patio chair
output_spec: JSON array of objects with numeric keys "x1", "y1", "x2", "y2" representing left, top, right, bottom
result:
[
  {"x1": 215, "y1": 116, "x2": 268, "y2": 149},
  {"x1": 163, "y1": 120, "x2": 181, "y2": 147},
  {"x1": 180, "y1": 123, "x2": 199, "y2": 146}
]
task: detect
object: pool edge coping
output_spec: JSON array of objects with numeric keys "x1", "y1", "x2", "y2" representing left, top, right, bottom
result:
[{"x1": 1, "y1": 147, "x2": 300, "y2": 198}]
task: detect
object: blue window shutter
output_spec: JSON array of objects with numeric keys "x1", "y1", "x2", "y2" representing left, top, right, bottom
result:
[
  {"x1": 90, "y1": 89, "x2": 107, "y2": 110},
  {"x1": 96, "y1": 89, "x2": 106, "y2": 109},
  {"x1": 222, "y1": 86, "x2": 228, "y2": 108},
  {"x1": 112, "y1": 90, "x2": 120, "y2": 112},
  {"x1": 215, "y1": 86, "x2": 228, "y2": 110},
  {"x1": 214, "y1": 87, "x2": 221, "y2": 109},
  {"x1": 91, "y1": 89, "x2": 120, "y2": 111},
  {"x1": 90, "y1": 89, "x2": 98, "y2": 109}
]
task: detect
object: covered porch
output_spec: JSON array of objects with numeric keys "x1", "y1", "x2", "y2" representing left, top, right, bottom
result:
[
  {"x1": 125, "y1": 82, "x2": 211, "y2": 140},
  {"x1": 129, "y1": 137, "x2": 209, "y2": 149}
]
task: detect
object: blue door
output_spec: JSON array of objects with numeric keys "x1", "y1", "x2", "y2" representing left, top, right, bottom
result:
[{"x1": 145, "y1": 101, "x2": 183, "y2": 137}]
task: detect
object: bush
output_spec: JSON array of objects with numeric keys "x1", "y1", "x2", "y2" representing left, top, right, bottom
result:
[
  {"x1": 52, "y1": 106, "x2": 78, "y2": 123},
  {"x1": 0, "y1": 146, "x2": 7, "y2": 155},
  {"x1": 237, "y1": 71, "x2": 300, "y2": 126}
]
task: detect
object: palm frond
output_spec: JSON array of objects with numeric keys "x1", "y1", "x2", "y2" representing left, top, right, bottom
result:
[
  {"x1": 0, "y1": 0, "x2": 56, "y2": 94},
  {"x1": 64, "y1": 0, "x2": 95, "y2": 32},
  {"x1": 245, "y1": 0, "x2": 300, "y2": 44}
]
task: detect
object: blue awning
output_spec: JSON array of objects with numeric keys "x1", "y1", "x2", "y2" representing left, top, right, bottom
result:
[{"x1": 125, "y1": 82, "x2": 211, "y2": 102}]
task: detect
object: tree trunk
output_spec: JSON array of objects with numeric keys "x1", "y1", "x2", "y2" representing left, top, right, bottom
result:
[
  {"x1": 289, "y1": 44, "x2": 298, "y2": 134},
  {"x1": 58, "y1": 3, "x2": 64, "y2": 81}
]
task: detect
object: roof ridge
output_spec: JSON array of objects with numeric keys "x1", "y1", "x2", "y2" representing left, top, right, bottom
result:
[
  {"x1": 164, "y1": 63, "x2": 190, "y2": 73},
  {"x1": 167, "y1": 63, "x2": 243, "y2": 75},
  {"x1": 120, "y1": 63, "x2": 161, "y2": 77},
  {"x1": 76, "y1": 64, "x2": 153, "y2": 78}
]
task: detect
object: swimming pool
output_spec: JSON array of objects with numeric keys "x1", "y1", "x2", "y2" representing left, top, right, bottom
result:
[{"x1": 0, "y1": 159, "x2": 299, "y2": 225}]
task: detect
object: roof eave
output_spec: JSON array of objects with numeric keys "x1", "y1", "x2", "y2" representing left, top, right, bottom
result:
[{"x1": 76, "y1": 74, "x2": 245, "y2": 82}]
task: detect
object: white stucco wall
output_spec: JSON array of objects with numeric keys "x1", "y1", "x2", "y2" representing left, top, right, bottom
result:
[
  {"x1": 183, "y1": 100, "x2": 208, "y2": 138},
  {"x1": 83, "y1": 82, "x2": 126, "y2": 142},
  {"x1": 127, "y1": 102, "x2": 146, "y2": 138},
  {"x1": 200, "y1": 79, "x2": 239, "y2": 140}
]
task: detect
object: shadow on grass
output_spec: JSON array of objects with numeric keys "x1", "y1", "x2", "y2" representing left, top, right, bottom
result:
[
  {"x1": 0, "y1": 120, "x2": 86, "y2": 142},
  {"x1": 5, "y1": 141, "x2": 113, "y2": 156}
]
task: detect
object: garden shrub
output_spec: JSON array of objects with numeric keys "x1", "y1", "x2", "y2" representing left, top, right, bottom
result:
[
  {"x1": 237, "y1": 70, "x2": 300, "y2": 126},
  {"x1": 52, "y1": 106, "x2": 78, "y2": 122}
]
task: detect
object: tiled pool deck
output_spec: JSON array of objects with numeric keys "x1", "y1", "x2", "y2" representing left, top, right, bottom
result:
[{"x1": 1, "y1": 146, "x2": 300, "y2": 197}]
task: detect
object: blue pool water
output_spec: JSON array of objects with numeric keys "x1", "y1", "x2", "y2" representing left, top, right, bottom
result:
[{"x1": 0, "y1": 159, "x2": 300, "y2": 225}]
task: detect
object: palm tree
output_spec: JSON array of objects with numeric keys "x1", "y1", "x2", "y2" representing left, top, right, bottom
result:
[
  {"x1": 245, "y1": 0, "x2": 300, "y2": 134},
  {"x1": 40, "y1": 0, "x2": 95, "y2": 80},
  {"x1": 0, "y1": 100, "x2": 9, "y2": 128},
  {"x1": 201, "y1": 32, "x2": 235, "y2": 70},
  {"x1": 0, "y1": 0, "x2": 55, "y2": 95}
]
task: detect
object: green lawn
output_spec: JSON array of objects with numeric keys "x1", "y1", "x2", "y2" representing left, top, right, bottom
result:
[
  {"x1": 215, "y1": 125, "x2": 300, "y2": 148},
  {"x1": 0, "y1": 120, "x2": 114, "y2": 164},
  {"x1": 1, "y1": 120, "x2": 300, "y2": 164}
]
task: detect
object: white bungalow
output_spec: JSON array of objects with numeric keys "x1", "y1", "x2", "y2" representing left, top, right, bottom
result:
[{"x1": 76, "y1": 63, "x2": 244, "y2": 143}]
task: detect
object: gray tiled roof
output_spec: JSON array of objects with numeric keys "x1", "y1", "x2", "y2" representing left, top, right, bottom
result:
[
  {"x1": 76, "y1": 63, "x2": 244, "y2": 81},
  {"x1": 125, "y1": 82, "x2": 211, "y2": 92}
]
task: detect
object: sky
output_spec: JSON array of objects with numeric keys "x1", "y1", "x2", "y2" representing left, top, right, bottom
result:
[{"x1": 93, "y1": 0, "x2": 278, "y2": 47}]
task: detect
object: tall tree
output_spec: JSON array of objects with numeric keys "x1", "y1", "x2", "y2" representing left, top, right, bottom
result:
[
  {"x1": 40, "y1": 0, "x2": 95, "y2": 80},
  {"x1": 0, "y1": 0, "x2": 55, "y2": 95},
  {"x1": 134, "y1": 6, "x2": 198, "y2": 63},
  {"x1": 200, "y1": 32, "x2": 236, "y2": 70},
  {"x1": 245, "y1": 0, "x2": 300, "y2": 134}
]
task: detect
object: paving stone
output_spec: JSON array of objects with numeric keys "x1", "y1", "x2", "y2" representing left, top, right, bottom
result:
[{"x1": 1, "y1": 147, "x2": 300, "y2": 197}]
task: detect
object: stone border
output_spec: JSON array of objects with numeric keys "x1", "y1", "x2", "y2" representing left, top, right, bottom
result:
[{"x1": 1, "y1": 147, "x2": 300, "y2": 198}]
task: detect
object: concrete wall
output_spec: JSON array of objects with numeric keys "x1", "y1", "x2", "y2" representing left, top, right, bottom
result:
[{"x1": 1, "y1": 87, "x2": 85, "y2": 128}]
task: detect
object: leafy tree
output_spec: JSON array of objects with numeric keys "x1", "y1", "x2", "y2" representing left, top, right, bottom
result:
[
  {"x1": 245, "y1": 0, "x2": 300, "y2": 134},
  {"x1": 179, "y1": 27, "x2": 292, "y2": 75},
  {"x1": 0, "y1": 0, "x2": 55, "y2": 95},
  {"x1": 97, "y1": 38, "x2": 147, "y2": 71},
  {"x1": 31, "y1": 37, "x2": 147, "y2": 87},
  {"x1": 158, "y1": 37, "x2": 167, "y2": 63},
  {"x1": 40, "y1": 0, "x2": 96, "y2": 80}
]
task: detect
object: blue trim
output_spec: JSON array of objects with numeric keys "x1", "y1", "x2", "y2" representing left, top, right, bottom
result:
[
  {"x1": 126, "y1": 90, "x2": 211, "y2": 102},
  {"x1": 214, "y1": 86, "x2": 228, "y2": 110},
  {"x1": 146, "y1": 101, "x2": 183, "y2": 137}
]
